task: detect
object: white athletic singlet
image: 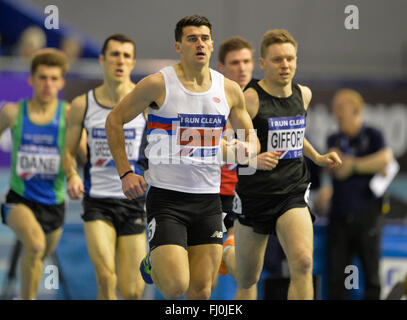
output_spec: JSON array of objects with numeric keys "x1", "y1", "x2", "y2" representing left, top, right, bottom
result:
[
  {"x1": 84, "y1": 90, "x2": 146, "y2": 198},
  {"x1": 145, "y1": 66, "x2": 230, "y2": 193}
]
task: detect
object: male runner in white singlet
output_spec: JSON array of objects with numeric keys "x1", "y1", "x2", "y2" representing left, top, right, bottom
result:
[
  {"x1": 105, "y1": 15, "x2": 258, "y2": 300},
  {"x1": 62, "y1": 34, "x2": 147, "y2": 300}
]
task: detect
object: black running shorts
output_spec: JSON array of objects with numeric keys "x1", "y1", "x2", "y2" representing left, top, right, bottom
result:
[
  {"x1": 1, "y1": 189, "x2": 65, "y2": 234},
  {"x1": 233, "y1": 184, "x2": 315, "y2": 235},
  {"x1": 146, "y1": 186, "x2": 223, "y2": 251},
  {"x1": 220, "y1": 194, "x2": 237, "y2": 231},
  {"x1": 82, "y1": 195, "x2": 146, "y2": 236}
]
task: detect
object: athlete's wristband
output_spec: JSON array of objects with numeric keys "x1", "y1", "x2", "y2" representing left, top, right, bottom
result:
[{"x1": 120, "y1": 170, "x2": 134, "y2": 180}]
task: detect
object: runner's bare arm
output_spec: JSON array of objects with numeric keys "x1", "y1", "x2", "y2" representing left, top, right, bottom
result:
[
  {"x1": 298, "y1": 84, "x2": 312, "y2": 111},
  {"x1": 106, "y1": 73, "x2": 164, "y2": 199},
  {"x1": 242, "y1": 86, "x2": 280, "y2": 171},
  {"x1": 225, "y1": 79, "x2": 260, "y2": 158},
  {"x1": 298, "y1": 84, "x2": 341, "y2": 168},
  {"x1": 303, "y1": 138, "x2": 341, "y2": 168},
  {"x1": 243, "y1": 88, "x2": 260, "y2": 120},
  {"x1": 77, "y1": 128, "x2": 88, "y2": 165},
  {"x1": 106, "y1": 73, "x2": 164, "y2": 177},
  {"x1": 0, "y1": 103, "x2": 19, "y2": 139},
  {"x1": 63, "y1": 96, "x2": 86, "y2": 178},
  {"x1": 62, "y1": 95, "x2": 87, "y2": 199}
]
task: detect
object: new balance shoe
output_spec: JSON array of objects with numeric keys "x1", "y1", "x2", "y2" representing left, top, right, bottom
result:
[{"x1": 140, "y1": 253, "x2": 153, "y2": 284}]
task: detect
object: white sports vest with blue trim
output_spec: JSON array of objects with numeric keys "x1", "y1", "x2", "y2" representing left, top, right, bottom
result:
[
  {"x1": 145, "y1": 66, "x2": 230, "y2": 194},
  {"x1": 84, "y1": 90, "x2": 146, "y2": 198}
]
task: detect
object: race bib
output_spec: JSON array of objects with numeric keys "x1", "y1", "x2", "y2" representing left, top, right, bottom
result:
[
  {"x1": 267, "y1": 115, "x2": 306, "y2": 159},
  {"x1": 16, "y1": 144, "x2": 60, "y2": 180},
  {"x1": 90, "y1": 128, "x2": 137, "y2": 167},
  {"x1": 175, "y1": 113, "x2": 225, "y2": 159}
]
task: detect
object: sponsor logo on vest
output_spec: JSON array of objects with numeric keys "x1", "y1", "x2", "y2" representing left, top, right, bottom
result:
[{"x1": 211, "y1": 231, "x2": 223, "y2": 238}]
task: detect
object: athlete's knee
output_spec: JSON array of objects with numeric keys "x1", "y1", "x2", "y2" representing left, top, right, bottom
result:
[
  {"x1": 236, "y1": 272, "x2": 260, "y2": 289},
  {"x1": 291, "y1": 253, "x2": 313, "y2": 276},
  {"x1": 239, "y1": 278, "x2": 259, "y2": 290},
  {"x1": 188, "y1": 288, "x2": 211, "y2": 300},
  {"x1": 24, "y1": 241, "x2": 46, "y2": 260},
  {"x1": 162, "y1": 282, "x2": 188, "y2": 300},
  {"x1": 120, "y1": 287, "x2": 143, "y2": 300},
  {"x1": 158, "y1": 273, "x2": 189, "y2": 299},
  {"x1": 188, "y1": 282, "x2": 212, "y2": 300},
  {"x1": 96, "y1": 269, "x2": 117, "y2": 290},
  {"x1": 119, "y1": 280, "x2": 144, "y2": 300}
]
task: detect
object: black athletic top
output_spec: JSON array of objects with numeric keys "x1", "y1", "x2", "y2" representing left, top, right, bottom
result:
[
  {"x1": 244, "y1": 78, "x2": 259, "y2": 91},
  {"x1": 236, "y1": 81, "x2": 310, "y2": 198}
]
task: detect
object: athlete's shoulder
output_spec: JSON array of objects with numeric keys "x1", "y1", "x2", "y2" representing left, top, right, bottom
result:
[
  {"x1": 1, "y1": 101, "x2": 20, "y2": 113},
  {"x1": 297, "y1": 84, "x2": 312, "y2": 109},
  {"x1": 1, "y1": 102, "x2": 20, "y2": 123},
  {"x1": 62, "y1": 100, "x2": 71, "y2": 111},
  {"x1": 223, "y1": 78, "x2": 244, "y2": 110},
  {"x1": 244, "y1": 86, "x2": 259, "y2": 105},
  {"x1": 137, "y1": 72, "x2": 165, "y2": 91},
  {"x1": 71, "y1": 93, "x2": 87, "y2": 110},
  {"x1": 223, "y1": 77, "x2": 241, "y2": 92},
  {"x1": 243, "y1": 78, "x2": 259, "y2": 92},
  {"x1": 297, "y1": 83, "x2": 311, "y2": 93},
  {"x1": 67, "y1": 94, "x2": 88, "y2": 125},
  {"x1": 243, "y1": 87, "x2": 259, "y2": 119},
  {"x1": 147, "y1": 71, "x2": 165, "y2": 84}
]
